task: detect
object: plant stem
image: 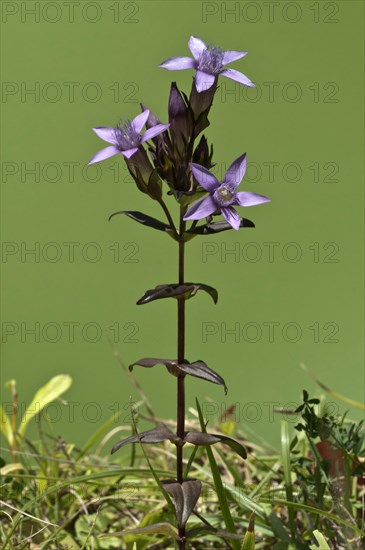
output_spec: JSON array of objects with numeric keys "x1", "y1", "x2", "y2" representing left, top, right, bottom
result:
[
  {"x1": 159, "y1": 199, "x2": 178, "y2": 236},
  {"x1": 177, "y1": 205, "x2": 186, "y2": 549}
]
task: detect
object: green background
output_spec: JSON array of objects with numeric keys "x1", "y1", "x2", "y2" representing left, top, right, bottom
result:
[{"x1": 1, "y1": 0, "x2": 364, "y2": 450}]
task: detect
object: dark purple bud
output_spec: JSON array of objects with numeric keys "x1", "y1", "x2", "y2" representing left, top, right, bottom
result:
[
  {"x1": 141, "y1": 102, "x2": 161, "y2": 129},
  {"x1": 168, "y1": 82, "x2": 193, "y2": 155},
  {"x1": 192, "y1": 135, "x2": 214, "y2": 169},
  {"x1": 168, "y1": 83, "x2": 187, "y2": 122},
  {"x1": 189, "y1": 77, "x2": 217, "y2": 136},
  {"x1": 125, "y1": 148, "x2": 154, "y2": 194}
]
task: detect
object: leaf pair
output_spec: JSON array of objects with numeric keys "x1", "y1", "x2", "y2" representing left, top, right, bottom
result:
[
  {"x1": 187, "y1": 218, "x2": 255, "y2": 234},
  {"x1": 109, "y1": 210, "x2": 255, "y2": 239},
  {"x1": 163, "y1": 478, "x2": 202, "y2": 529},
  {"x1": 111, "y1": 423, "x2": 247, "y2": 460},
  {"x1": 137, "y1": 283, "x2": 218, "y2": 305},
  {"x1": 129, "y1": 358, "x2": 227, "y2": 394}
]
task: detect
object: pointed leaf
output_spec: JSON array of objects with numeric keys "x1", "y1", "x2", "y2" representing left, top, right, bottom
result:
[
  {"x1": 129, "y1": 358, "x2": 227, "y2": 393},
  {"x1": 177, "y1": 361, "x2": 227, "y2": 394},
  {"x1": 109, "y1": 210, "x2": 172, "y2": 233},
  {"x1": 163, "y1": 479, "x2": 202, "y2": 528},
  {"x1": 19, "y1": 375, "x2": 72, "y2": 437},
  {"x1": 136, "y1": 283, "x2": 218, "y2": 305},
  {"x1": 184, "y1": 432, "x2": 221, "y2": 445},
  {"x1": 111, "y1": 424, "x2": 182, "y2": 455},
  {"x1": 241, "y1": 513, "x2": 255, "y2": 549},
  {"x1": 187, "y1": 218, "x2": 255, "y2": 235},
  {"x1": 129, "y1": 358, "x2": 180, "y2": 376},
  {"x1": 184, "y1": 431, "x2": 247, "y2": 460}
]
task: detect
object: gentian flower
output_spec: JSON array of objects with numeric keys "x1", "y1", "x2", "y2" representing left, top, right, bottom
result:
[
  {"x1": 159, "y1": 36, "x2": 254, "y2": 93},
  {"x1": 184, "y1": 154, "x2": 270, "y2": 230},
  {"x1": 88, "y1": 110, "x2": 169, "y2": 165}
]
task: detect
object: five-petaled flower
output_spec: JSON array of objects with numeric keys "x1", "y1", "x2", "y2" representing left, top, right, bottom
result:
[
  {"x1": 184, "y1": 154, "x2": 270, "y2": 230},
  {"x1": 159, "y1": 36, "x2": 254, "y2": 93},
  {"x1": 88, "y1": 110, "x2": 169, "y2": 165}
]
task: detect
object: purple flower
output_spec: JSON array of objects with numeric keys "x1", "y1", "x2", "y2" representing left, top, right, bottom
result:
[
  {"x1": 88, "y1": 110, "x2": 169, "y2": 165},
  {"x1": 184, "y1": 154, "x2": 270, "y2": 230},
  {"x1": 159, "y1": 36, "x2": 254, "y2": 93}
]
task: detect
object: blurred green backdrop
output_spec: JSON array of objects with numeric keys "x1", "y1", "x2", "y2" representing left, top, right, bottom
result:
[{"x1": 1, "y1": 0, "x2": 364, "y2": 450}]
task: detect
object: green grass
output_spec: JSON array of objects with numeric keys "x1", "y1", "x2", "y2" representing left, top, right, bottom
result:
[{"x1": 1, "y1": 377, "x2": 364, "y2": 549}]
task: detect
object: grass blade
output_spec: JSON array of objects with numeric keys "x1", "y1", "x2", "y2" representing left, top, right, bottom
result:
[
  {"x1": 241, "y1": 513, "x2": 255, "y2": 549},
  {"x1": 280, "y1": 421, "x2": 296, "y2": 540},
  {"x1": 196, "y1": 398, "x2": 240, "y2": 550}
]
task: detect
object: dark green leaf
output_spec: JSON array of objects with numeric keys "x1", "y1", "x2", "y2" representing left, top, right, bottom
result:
[
  {"x1": 108, "y1": 210, "x2": 172, "y2": 233},
  {"x1": 129, "y1": 358, "x2": 227, "y2": 393},
  {"x1": 184, "y1": 432, "x2": 247, "y2": 460},
  {"x1": 111, "y1": 424, "x2": 182, "y2": 455},
  {"x1": 136, "y1": 283, "x2": 218, "y2": 305},
  {"x1": 163, "y1": 479, "x2": 202, "y2": 529},
  {"x1": 129, "y1": 357, "x2": 180, "y2": 375},
  {"x1": 186, "y1": 218, "x2": 255, "y2": 235},
  {"x1": 177, "y1": 361, "x2": 227, "y2": 394}
]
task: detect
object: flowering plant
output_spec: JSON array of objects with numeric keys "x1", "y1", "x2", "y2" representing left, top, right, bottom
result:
[{"x1": 89, "y1": 35, "x2": 270, "y2": 549}]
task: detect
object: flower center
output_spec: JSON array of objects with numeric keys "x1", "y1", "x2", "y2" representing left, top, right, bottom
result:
[
  {"x1": 198, "y1": 46, "x2": 224, "y2": 75},
  {"x1": 213, "y1": 184, "x2": 235, "y2": 207},
  {"x1": 114, "y1": 120, "x2": 141, "y2": 150}
]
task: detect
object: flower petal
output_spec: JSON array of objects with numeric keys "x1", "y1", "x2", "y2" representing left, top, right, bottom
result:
[
  {"x1": 121, "y1": 147, "x2": 139, "y2": 159},
  {"x1": 184, "y1": 195, "x2": 217, "y2": 220},
  {"x1": 141, "y1": 123, "x2": 170, "y2": 143},
  {"x1": 224, "y1": 153, "x2": 247, "y2": 189},
  {"x1": 235, "y1": 192, "x2": 271, "y2": 206},
  {"x1": 222, "y1": 50, "x2": 248, "y2": 65},
  {"x1": 220, "y1": 68, "x2": 255, "y2": 88},
  {"x1": 132, "y1": 110, "x2": 150, "y2": 134},
  {"x1": 195, "y1": 71, "x2": 216, "y2": 93},
  {"x1": 189, "y1": 162, "x2": 219, "y2": 192},
  {"x1": 141, "y1": 103, "x2": 161, "y2": 128},
  {"x1": 221, "y1": 206, "x2": 241, "y2": 230},
  {"x1": 88, "y1": 145, "x2": 119, "y2": 165},
  {"x1": 188, "y1": 36, "x2": 207, "y2": 60},
  {"x1": 159, "y1": 56, "x2": 196, "y2": 70},
  {"x1": 92, "y1": 127, "x2": 117, "y2": 144}
]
